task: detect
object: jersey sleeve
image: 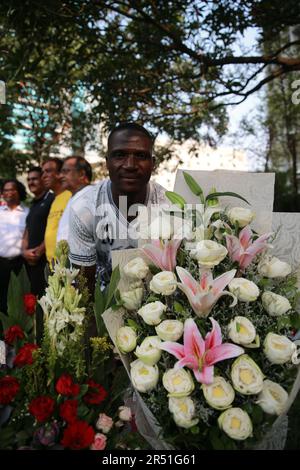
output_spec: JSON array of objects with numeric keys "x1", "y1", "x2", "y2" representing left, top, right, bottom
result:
[{"x1": 68, "y1": 190, "x2": 97, "y2": 267}]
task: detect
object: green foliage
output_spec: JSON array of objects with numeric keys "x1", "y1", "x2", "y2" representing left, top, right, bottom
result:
[
  {"x1": 183, "y1": 172, "x2": 204, "y2": 203},
  {"x1": 0, "y1": 266, "x2": 33, "y2": 335},
  {"x1": 94, "y1": 266, "x2": 120, "y2": 336}
]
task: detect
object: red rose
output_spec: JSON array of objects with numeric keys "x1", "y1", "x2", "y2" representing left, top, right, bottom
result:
[
  {"x1": 55, "y1": 374, "x2": 80, "y2": 397},
  {"x1": 59, "y1": 399, "x2": 78, "y2": 423},
  {"x1": 29, "y1": 396, "x2": 55, "y2": 422},
  {"x1": 13, "y1": 343, "x2": 38, "y2": 367},
  {"x1": 61, "y1": 420, "x2": 95, "y2": 450},
  {"x1": 0, "y1": 376, "x2": 20, "y2": 404},
  {"x1": 4, "y1": 325, "x2": 25, "y2": 345},
  {"x1": 83, "y1": 379, "x2": 107, "y2": 405},
  {"x1": 23, "y1": 293, "x2": 37, "y2": 315}
]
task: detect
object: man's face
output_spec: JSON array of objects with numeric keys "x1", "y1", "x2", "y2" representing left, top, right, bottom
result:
[
  {"x1": 106, "y1": 130, "x2": 154, "y2": 194},
  {"x1": 27, "y1": 171, "x2": 44, "y2": 196},
  {"x1": 3, "y1": 182, "x2": 20, "y2": 205},
  {"x1": 60, "y1": 158, "x2": 82, "y2": 193},
  {"x1": 41, "y1": 161, "x2": 60, "y2": 190}
]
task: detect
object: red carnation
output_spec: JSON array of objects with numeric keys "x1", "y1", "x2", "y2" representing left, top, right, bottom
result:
[
  {"x1": 23, "y1": 293, "x2": 37, "y2": 315},
  {"x1": 4, "y1": 325, "x2": 25, "y2": 345},
  {"x1": 83, "y1": 379, "x2": 107, "y2": 405},
  {"x1": 0, "y1": 376, "x2": 20, "y2": 405},
  {"x1": 59, "y1": 399, "x2": 78, "y2": 423},
  {"x1": 13, "y1": 343, "x2": 38, "y2": 367},
  {"x1": 55, "y1": 373, "x2": 80, "y2": 397},
  {"x1": 29, "y1": 396, "x2": 55, "y2": 422},
  {"x1": 61, "y1": 420, "x2": 95, "y2": 450}
]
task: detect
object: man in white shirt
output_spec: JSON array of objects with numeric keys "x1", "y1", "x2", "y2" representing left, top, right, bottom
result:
[
  {"x1": 68, "y1": 122, "x2": 168, "y2": 295},
  {"x1": 0, "y1": 179, "x2": 29, "y2": 314},
  {"x1": 57, "y1": 156, "x2": 93, "y2": 243}
]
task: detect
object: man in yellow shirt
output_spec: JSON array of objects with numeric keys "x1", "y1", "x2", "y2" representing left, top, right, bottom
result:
[{"x1": 42, "y1": 158, "x2": 71, "y2": 264}]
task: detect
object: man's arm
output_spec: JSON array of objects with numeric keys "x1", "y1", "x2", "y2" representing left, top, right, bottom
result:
[{"x1": 22, "y1": 228, "x2": 39, "y2": 265}]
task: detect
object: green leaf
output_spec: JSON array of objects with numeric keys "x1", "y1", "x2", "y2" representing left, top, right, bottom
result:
[
  {"x1": 251, "y1": 405, "x2": 264, "y2": 424},
  {"x1": 209, "y1": 428, "x2": 225, "y2": 450},
  {"x1": 165, "y1": 191, "x2": 186, "y2": 209},
  {"x1": 78, "y1": 383, "x2": 89, "y2": 399},
  {"x1": 183, "y1": 171, "x2": 204, "y2": 203},
  {"x1": 290, "y1": 312, "x2": 300, "y2": 330},
  {"x1": 174, "y1": 301, "x2": 185, "y2": 313},
  {"x1": 277, "y1": 315, "x2": 291, "y2": 331},
  {"x1": 205, "y1": 192, "x2": 250, "y2": 205},
  {"x1": 190, "y1": 426, "x2": 199, "y2": 435},
  {"x1": 127, "y1": 319, "x2": 139, "y2": 331},
  {"x1": 105, "y1": 266, "x2": 121, "y2": 310}
]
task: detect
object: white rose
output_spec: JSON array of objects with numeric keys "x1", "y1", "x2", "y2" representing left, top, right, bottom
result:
[
  {"x1": 120, "y1": 287, "x2": 143, "y2": 311},
  {"x1": 118, "y1": 406, "x2": 132, "y2": 422},
  {"x1": 231, "y1": 354, "x2": 264, "y2": 395},
  {"x1": 155, "y1": 320, "x2": 184, "y2": 341},
  {"x1": 258, "y1": 257, "x2": 292, "y2": 278},
  {"x1": 147, "y1": 214, "x2": 192, "y2": 240},
  {"x1": 256, "y1": 380, "x2": 288, "y2": 415},
  {"x1": 149, "y1": 271, "x2": 177, "y2": 296},
  {"x1": 123, "y1": 257, "x2": 149, "y2": 280},
  {"x1": 264, "y1": 333, "x2": 296, "y2": 364},
  {"x1": 116, "y1": 326, "x2": 137, "y2": 354},
  {"x1": 137, "y1": 301, "x2": 166, "y2": 325},
  {"x1": 227, "y1": 207, "x2": 255, "y2": 228},
  {"x1": 190, "y1": 240, "x2": 228, "y2": 268},
  {"x1": 228, "y1": 278, "x2": 259, "y2": 302},
  {"x1": 135, "y1": 336, "x2": 162, "y2": 366},
  {"x1": 162, "y1": 368, "x2": 195, "y2": 397},
  {"x1": 168, "y1": 396, "x2": 199, "y2": 429},
  {"x1": 202, "y1": 376, "x2": 235, "y2": 410},
  {"x1": 218, "y1": 408, "x2": 253, "y2": 441},
  {"x1": 228, "y1": 316, "x2": 256, "y2": 346},
  {"x1": 130, "y1": 360, "x2": 159, "y2": 393},
  {"x1": 262, "y1": 291, "x2": 291, "y2": 317}
]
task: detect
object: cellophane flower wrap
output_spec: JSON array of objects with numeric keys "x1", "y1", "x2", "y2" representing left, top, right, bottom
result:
[{"x1": 109, "y1": 173, "x2": 300, "y2": 450}]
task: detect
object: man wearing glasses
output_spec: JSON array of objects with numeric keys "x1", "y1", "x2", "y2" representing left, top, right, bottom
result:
[{"x1": 57, "y1": 156, "x2": 93, "y2": 243}]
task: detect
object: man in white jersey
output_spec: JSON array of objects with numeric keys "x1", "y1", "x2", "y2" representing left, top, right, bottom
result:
[{"x1": 68, "y1": 122, "x2": 167, "y2": 295}]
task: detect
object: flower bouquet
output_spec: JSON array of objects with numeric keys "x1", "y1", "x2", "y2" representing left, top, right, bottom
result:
[
  {"x1": 106, "y1": 172, "x2": 300, "y2": 450},
  {"x1": 0, "y1": 242, "x2": 145, "y2": 450}
]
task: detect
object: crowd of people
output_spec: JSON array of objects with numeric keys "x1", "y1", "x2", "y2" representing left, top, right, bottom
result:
[{"x1": 0, "y1": 122, "x2": 167, "y2": 339}]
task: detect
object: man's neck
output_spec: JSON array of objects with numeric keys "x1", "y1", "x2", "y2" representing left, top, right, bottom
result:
[
  {"x1": 34, "y1": 190, "x2": 47, "y2": 200},
  {"x1": 7, "y1": 202, "x2": 19, "y2": 210},
  {"x1": 111, "y1": 184, "x2": 148, "y2": 219},
  {"x1": 71, "y1": 183, "x2": 88, "y2": 196},
  {"x1": 52, "y1": 184, "x2": 64, "y2": 196}
]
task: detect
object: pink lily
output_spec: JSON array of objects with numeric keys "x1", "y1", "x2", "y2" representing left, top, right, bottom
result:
[
  {"x1": 160, "y1": 318, "x2": 244, "y2": 384},
  {"x1": 142, "y1": 238, "x2": 182, "y2": 272},
  {"x1": 176, "y1": 266, "x2": 237, "y2": 317},
  {"x1": 226, "y1": 226, "x2": 272, "y2": 272}
]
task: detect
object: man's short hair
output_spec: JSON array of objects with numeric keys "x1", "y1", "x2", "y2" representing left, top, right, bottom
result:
[
  {"x1": 107, "y1": 122, "x2": 154, "y2": 149},
  {"x1": 28, "y1": 166, "x2": 42, "y2": 175},
  {"x1": 2, "y1": 179, "x2": 27, "y2": 201},
  {"x1": 64, "y1": 156, "x2": 93, "y2": 182},
  {"x1": 42, "y1": 157, "x2": 64, "y2": 172}
]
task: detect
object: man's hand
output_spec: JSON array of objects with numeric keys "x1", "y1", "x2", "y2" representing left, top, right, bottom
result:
[{"x1": 22, "y1": 248, "x2": 39, "y2": 266}]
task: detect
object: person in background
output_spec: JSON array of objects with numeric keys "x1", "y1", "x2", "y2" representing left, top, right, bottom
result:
[
  {"x1": 0, "y1": 179, "x2": 28, "y2": 314},
  {"x1": 42, "y1": 158, "x2": 71, "y2": 266},
  {"x1": 56, "y1": 156, "x2": 93, "y2": 243},
  {"x1": 22, "y1": 167, "x2": 55, "y2": 341}
]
